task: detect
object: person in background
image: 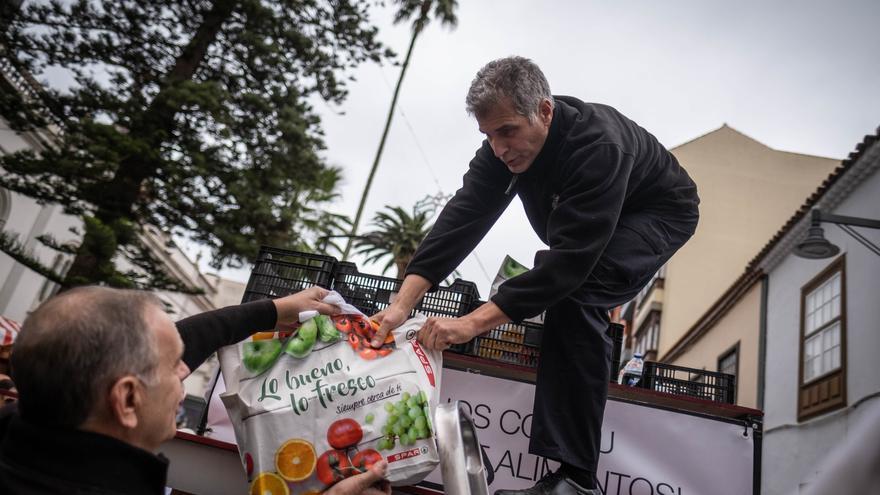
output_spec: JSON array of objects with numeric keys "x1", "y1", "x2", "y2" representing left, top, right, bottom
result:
[
  {"x1": 0, "y1": 316, "x2": 20, "y2": 405},
  {"x1": 0, "y1": 315, "x2": 19, "y2": 346},
  {"x1": 371, "y1": 56, "x2": 699, "y2": 495},
  {"x1": 0, "y1": 286, "x2": 390, "y2": 495},
  {"x1": 0, "y1": 315, "x2": 19, "y2": 376}
]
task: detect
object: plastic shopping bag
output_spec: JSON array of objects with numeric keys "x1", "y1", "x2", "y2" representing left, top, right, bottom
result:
[{"x1": 218, "y1": 291, "x2": 442, "y2": 492}]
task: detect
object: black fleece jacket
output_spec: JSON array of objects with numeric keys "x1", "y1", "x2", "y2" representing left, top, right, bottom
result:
[
  {"x1": 177, "y1": 298, "x2": 277, "y2": 371},
  {"x1": 405, "y1": 96, "x2": 699, "y2": 322}
]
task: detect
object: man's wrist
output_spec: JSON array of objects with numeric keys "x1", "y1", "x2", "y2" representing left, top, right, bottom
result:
[
  {"x1": 462, "y1": 301, "x2": 510, "y2": 336},
  {"x1": 271, "y1": 297, "x2": 294, "y2": 325},
  {"x1": 391, "y1": 274, "x2": 432, "y2": 314},
  {"x1": 461, "y1": 316, "x2": 484, "y2": 340},
  {"x1": 385, "y1": 302, "x2": 411, "y2": 318}
]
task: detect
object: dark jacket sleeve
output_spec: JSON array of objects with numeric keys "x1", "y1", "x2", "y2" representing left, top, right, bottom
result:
[
  {"x1": 405, "y1": 143, "x2": 514, "y2": 288},
  {"x1": 176, "y1": 299, "x2": 277, "y2": 371},
  {"x1": 491, "y1": 143, "x2": 633, "y2": 321}
]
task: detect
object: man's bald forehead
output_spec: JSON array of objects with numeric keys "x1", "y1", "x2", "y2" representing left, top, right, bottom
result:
[{"x1": 22, "y1": 286, "x2": 160, "y2": 337}]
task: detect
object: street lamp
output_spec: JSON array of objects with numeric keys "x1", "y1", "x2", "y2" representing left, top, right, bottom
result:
[{"x1": 794, "y1": 209, "x2": 880, "y2": 259}]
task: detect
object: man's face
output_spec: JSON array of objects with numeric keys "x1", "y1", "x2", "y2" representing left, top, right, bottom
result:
[
  {"x1": 138, "y1": 306, "x2": 189, "y2": 450},
  {"x1": 476, "y1": 96, "x2": 553, "y2": 174}
]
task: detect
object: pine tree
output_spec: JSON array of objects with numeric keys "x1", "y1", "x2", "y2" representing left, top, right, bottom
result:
[{"x1": 0, "y1": 0, "x2": 391, "y2": 290}]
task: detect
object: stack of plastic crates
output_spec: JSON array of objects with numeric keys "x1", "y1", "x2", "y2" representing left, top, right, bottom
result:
[
  {"x1": 237, "y1": 247, "x2": 627, "y2": 379},
  {"x1": 240, "y1": 247, "x2": 336, "y2": 303},
  {"x1": 469, "y1": 305, "x2": 624, "y2": 375},
  {"x1": 331, "y1": 261, "x2": 480, "y2": 353},
  {"x1": 474, "y1": 318, "x2": 543, "y2": 368},
  {"x1": 637, "y1": 361, "x2": 736, "y2": 404},
  {"x1": 468, "y1": 300, "x2": 542, "y2": 368}
]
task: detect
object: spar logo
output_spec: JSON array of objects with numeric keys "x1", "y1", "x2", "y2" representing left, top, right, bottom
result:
[
  {"x1": 387, "y1": 448, "x2": 423, "y2": 463},
  {"x1": 410, "y1": 340, "x2": 435, "y2": 387}
]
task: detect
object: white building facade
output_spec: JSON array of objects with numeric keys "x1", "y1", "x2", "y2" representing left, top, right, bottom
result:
[
  {"x1": 0, "y1": 111, "x2": 80, "y2": 322},
  {"x1": 757, "y1": 131, "x2": 880, "y2": 494}
]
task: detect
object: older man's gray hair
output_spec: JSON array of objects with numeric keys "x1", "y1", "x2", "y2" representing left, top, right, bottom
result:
[
  {"x1": 466, "y1": 56, "x2": 554, "y2": 120},
  {"x1": 12, "y1": 286, "x2": 163, "y2": 428}
]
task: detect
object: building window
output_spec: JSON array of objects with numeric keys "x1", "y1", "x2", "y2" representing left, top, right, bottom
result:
[
  {"x1": 798, "y1": 256, "x2": 846, "y2": 421},
  {"x1": 718, "y1": 342, "x2": 739, "y2": 403},
  {"x1": 634, "y1": 310, "x2": 660, "y2": 359},
  {"x1": 635, "y1": 265, "x2": 666, "y2": 310},
  {"x1": 803, "y1": 272, "x2": 842, "y2": 382},
  {"x1": 718, "y1": 344, "x2": 739, "y2": 377}
]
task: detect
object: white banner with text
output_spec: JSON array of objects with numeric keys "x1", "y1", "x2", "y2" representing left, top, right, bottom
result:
[{"x1": 423, "y1": 369, "x2": 755, "y2": 495}]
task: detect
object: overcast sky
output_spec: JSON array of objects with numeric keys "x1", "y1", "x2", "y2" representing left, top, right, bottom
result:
[{"x1": 283, "y1": 0, "x2": 878, "y2": 297}]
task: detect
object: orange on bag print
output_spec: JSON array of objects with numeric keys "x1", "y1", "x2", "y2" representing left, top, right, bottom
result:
[
  {"x1": 249, "y1": 472, "x2": 288, "y2": 495},
  {"x1": 275, "y1": 438, "x2": 317, "y2": 482}
]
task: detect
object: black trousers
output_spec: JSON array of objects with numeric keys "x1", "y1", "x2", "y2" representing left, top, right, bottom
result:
[{"x1": 529, "y1": 207, "x2": 699, "y2": 473}]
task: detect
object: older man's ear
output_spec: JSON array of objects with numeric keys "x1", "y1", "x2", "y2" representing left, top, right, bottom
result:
[
  {"x1": 78, "y1": 375, "x2": 143, "y2": 437},
  {"x1": 108, "y1": 375, "x2": 143, "y2": 430}
]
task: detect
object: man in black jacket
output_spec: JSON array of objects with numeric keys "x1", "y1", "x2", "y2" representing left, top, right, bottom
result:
[
  {"x1": 370, "y1": 57, "x2": 700, "y2": 494},
  {"x1": 0, "y1": 285, "x2": 390, "y2": 495}
]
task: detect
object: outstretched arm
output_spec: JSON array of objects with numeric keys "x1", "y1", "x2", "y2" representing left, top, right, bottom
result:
[{"x1": 176, "y1": 287, "x2": 339, "y2": 371}]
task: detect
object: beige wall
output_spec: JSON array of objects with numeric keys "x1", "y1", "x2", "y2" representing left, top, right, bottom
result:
[
  {"x1": 205, "y1": 273, "x2": 246, "y2": 308},
  {"x1": 670, "y1": 282, "x2": 762, "y2": 408},
  {"x1": 657, "y1": 126, "x2": 838, "y2": 357}
]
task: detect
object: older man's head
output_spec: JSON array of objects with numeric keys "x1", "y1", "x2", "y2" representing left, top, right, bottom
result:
[{"x1": 13, "y1": 286, "x2": 189, "y2": 451}]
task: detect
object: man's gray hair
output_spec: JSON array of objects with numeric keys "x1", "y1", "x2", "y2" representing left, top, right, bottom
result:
[
  {"x1": 466, "y1": 56, "x2": 553, "y2": 120},
  {"x1": 12, "y1": 286, "x2": 163, "y2": 428}
]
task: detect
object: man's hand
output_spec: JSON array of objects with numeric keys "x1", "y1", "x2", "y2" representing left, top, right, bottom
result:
[
  {"x1": 369, "y1": 274, "x2": 431, "y2": 348},
  {"x1": 417, "y1": 316, "x2": 480, "y2": 351},
  {"x1": 370, "y1": 305, "x2": 409, "y2": 348},
  {"x1": 273, "y1": 287, "x2": 340, "y2": 330},
  {"x1": 324, "y1": 460, "x2": 391, "y2": 495},
  {"x1": 416, "y1": 301, "x2": 510, "y2": 350}
]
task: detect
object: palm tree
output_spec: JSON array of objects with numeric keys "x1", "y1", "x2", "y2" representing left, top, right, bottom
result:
[
  {"x1": 354, "y1": 203, "x2": 434, "y2": 279},
  {"x1": 342, "y1": 0, "x2": 458, "y2": 260}
]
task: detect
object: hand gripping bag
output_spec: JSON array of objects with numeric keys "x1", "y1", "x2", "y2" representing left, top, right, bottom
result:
[{"x1": 218, "y1": 291, "x2": 442, "y2": 492}]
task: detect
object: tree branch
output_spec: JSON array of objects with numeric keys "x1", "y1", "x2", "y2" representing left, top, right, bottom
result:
[{"x1": 0, "y1": 231, "x2": 66, "y2": 285}]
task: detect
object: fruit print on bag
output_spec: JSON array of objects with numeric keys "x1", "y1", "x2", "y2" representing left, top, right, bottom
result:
[{"x1": 220, "y1": 295, "x2": 442, "y2": 491}]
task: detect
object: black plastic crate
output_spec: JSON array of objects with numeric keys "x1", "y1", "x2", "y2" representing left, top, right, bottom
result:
[
  {"x1": 461, "y1": 301, "x2": 627, "y2": 373},
  {"x1": 474, "y1": 320, "x2": 543, "y2": 368},
  {"x1": 637, "y1": 361, "x2": 736, "y2": 404},
  {"x1": 471, "y1": 318, "x2": 622, "y2": 374},
  {"x1": 468, "y1": 299, "x2": 625, "y2": 371},
  {"x1": 331, "y1": 262, "x2": 480, "y2": 352},
  {"x1": 241, "y1": 247, "x2": 336, "y2": 303}
]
